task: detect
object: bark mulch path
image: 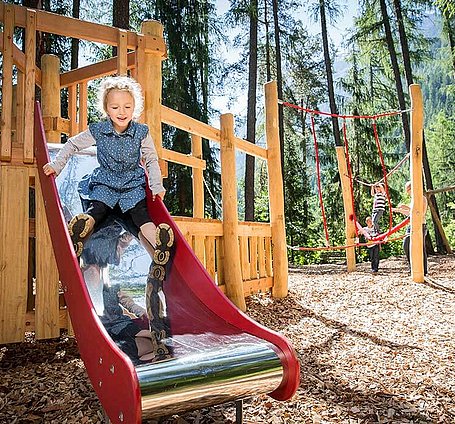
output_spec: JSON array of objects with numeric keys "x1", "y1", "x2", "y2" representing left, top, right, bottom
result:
[{"x1": 1, "y1": 254, "x2": 454, "y2": 423}]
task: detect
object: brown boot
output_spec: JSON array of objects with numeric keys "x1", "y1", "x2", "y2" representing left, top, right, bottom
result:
[{"x1": 68, "y1": 213, "x2": 95, "y2": 257}]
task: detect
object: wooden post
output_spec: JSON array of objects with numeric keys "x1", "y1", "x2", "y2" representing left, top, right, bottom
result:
[
  {"x1": 117, "y1": 29, "x2": 128, "y2": 75},
  {"x1": 409, "y1": 84, "x2": 425, "y2": 282},
  {"x1": 41, "y1": 54, "x2": 61, "y2": 142},
  {"x1": 220, "y1": 113, "x2": 246, "y2": 311},
  {"x1": 140, "y1": 21, "x2": 164, "y2": 159},
  {"x1": 68, "y1": 85, "x2": 78, "y2": 136},
  {"x1": 264, "y1": 81, "x2": 288, "y2": 298},
  {"x1": 335, "y1": 146, "x2": 356, "y2": 271},
  {"x1": 1, "y1": 4, "x2": 14, "y2": 161},
  {"x1": 79, "y1": 82, "x2": 88, "y2": 132},
  {"x1": 23, "y1": 8, "x2": 37, "y2": 163},
  {"x1": 192, "y1": 134, "x2": 204, "y2": 218}
]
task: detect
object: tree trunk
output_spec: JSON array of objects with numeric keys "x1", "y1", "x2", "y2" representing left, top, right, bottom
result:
[
  {"x1": 392, "y1": 0, "x2": 445, "y2": 253},
  {"x1": 264, "y1": 0, "x2": 271, "y2": 81},
  {"x1": 319, "y1": 0, "x2": 341, "y2": 146},
  {"x1": 271, "y1": 0, "x2": 285, "y2": 183},
  {"x1": 378, "y1": 0, "x2": 411, "y2": 151},
  {"x1": 71, "y1": 0, "x2": 80, "y2": 69},
  {"x1": 112, "y1": 0, "x2": 130, "y2": 56},
  {"x1": 244, "y1": 0, "x2": 259, "y2": 222}
]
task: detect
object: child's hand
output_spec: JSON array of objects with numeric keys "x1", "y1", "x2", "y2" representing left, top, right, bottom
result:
[
  {"x1": 152, "y1": 191, "x2": 166, "y2": 201},
  {"x1": 43, "y1": 163, "x2": 56, "y2": 176}
]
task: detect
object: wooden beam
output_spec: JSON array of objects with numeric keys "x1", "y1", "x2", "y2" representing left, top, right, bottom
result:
[
  {"x1": 1, "y1": 4, "x2": 14, "y2": 162},
  {"x1": 161, "y1": 105, "x2": 221, "y2": 142},
  {"x1": 191, "y1": 134, "x2": 204, "y2": 218},
  {"x1": 425, "y1": 185, "x2": 455, "y2": 196},
  {"x1": 60, "y1": 53, "x2": 136, "y2": 88},
  {"x1": 117, "y1": 29, "x2": 128, "y2": 75},
  {"x1": 1, "y1": 3, "x2": 166, "y2": 54},
  {"x1": 161, "y1": 148, "x2": 206, "y2": 170},
  {"x1": 23, "y1": 8, "x2": 36, "y2": 163}
]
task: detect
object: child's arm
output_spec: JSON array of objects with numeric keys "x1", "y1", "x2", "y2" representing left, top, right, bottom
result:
[
  {"x1": 118, "y1": 289, "x2": 147, "y2": 317},
  {"x1": 141, "y1": 132, "x2": 166, "y2": 199},
  {"x1": 43, "y1": 129, "x2": 95, "y2": 176}
]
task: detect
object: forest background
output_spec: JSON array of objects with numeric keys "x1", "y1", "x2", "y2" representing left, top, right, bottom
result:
[{"x1": 7, "y1": 0, "x2": 455, "y2": 265}]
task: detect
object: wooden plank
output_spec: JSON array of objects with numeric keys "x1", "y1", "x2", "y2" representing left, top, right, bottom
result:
[
  {"x1": 243, "y1": 277, "x2": 273, "y2": 296},
  {"x1": 79, "y1": 82, "x2": 88, "y2": 132},
  {"x1": 239, "y1": 236, "x2": 250, "y2": 281},
  {"x1": 173, "y1": 218, "x2": 223, "y2": 236},
  {"x1": 34, "y1": 170, "x2": 60, "y2": 339},
  {"x1": 234, "y1": 136, "x2": 268, "y2": 160},
  {"x1": 117, "y1": 29, "x2": 128, "y2": 75},
  {"x1": 0, "y1": 166, "x2": 29, "y2": 343},
  {"x1": 24, "y1": 309, "x2": 69, "y2": 332},
  {"x1": 68, "y1": 85, "x2": 78, "y2": 136},
  {"x1": 249, "y1": 236, "x2": 258, "y2": 280},
  {"x1": 1, "y1": 4, "x2": 14, "y2": 161},
  {"x1": 23, "y1": 9, "x2": 36, "y2": 163},
  {"x1": 238, "y1": 221, "x2": 272, "y2": 237},
  {"x1": 161, "y1": 148, "x2": 206, "y2": 170},
  {"x1": 191, "y1": 134, "x2": 204, "y2": 218},
  {"x1": 42, "y1": 116, "x2": 71, "y2": 135},
  {"x1": 258, "y1": 236, "x2": 267, "y2": 278},
  {"x1": 60, "y1": 52, "x2": 136, "y2": 88},
  {"x1": 193, "y1": 235, "x2": 205, "y2": 264},
  {"x1": 205, "y1": 236, "x2": 216, "y2": 279},
  {"x1": 215, "y1": 236, "x2": 224, "y2": 286},
  {"x1": 2, "y1": 3, "x2": 166, "y2": 53},
  {"x1": 14, "y1": 73, "x2": 26, "y2": 147},
  {"x1": 265, "y1": 236, "x2": 273, "y2": 277},
  {"x1": 161, "y1": 105, "x2": 221, "y2": 143},
  {"x1": 216, "y1": 278, "x2": 273, "y2": 297}
]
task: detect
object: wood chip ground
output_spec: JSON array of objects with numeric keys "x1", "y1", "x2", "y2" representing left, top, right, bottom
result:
[{"x1": 1, "y1": 254, "x2": 454, "y2": 423}]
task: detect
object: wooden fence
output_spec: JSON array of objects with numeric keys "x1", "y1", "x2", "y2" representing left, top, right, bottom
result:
[{"x1": 0, "y1": 2, "x2": 287, "y2": 344}]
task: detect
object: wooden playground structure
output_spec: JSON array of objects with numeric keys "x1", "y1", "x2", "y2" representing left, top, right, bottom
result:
[
  {"x1": 0, "y1": 3, "x2": 430, "y2": 347},
  {"x1": 0, "y1": 3, "x2": 287, "y2": 345}
]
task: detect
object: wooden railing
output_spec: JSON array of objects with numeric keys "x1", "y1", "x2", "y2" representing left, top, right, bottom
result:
[{"x1": 0, "y1": 2, "x2": 287, "y2": 343}]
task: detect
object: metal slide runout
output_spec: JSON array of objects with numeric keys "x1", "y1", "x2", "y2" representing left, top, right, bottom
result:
[{"x1": 34, "y1": 103, "x2": 299, "y2": 423}]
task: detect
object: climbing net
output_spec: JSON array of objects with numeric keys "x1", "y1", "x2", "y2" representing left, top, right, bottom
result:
[{"x1": 281, "y1": 100, "x2": 411, "y2": 251}]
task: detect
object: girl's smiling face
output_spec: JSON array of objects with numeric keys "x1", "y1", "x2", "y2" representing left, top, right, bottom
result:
[{"x1": 105, "y1": 90, "x2": 134, "y2": 133}]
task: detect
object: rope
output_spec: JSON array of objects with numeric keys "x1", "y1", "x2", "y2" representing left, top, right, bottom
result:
[
  {"x1": 311, "y1": 115, "x2": 330, "y2": 245},
  {"x1": 349, "y1": 153, "x2": 410, "y2": 187},
  {"x1": 202, "y1": 173, "x2": 223, "y2": 214},
  {"x1": 287, "y1": 234, "x2": 406, "y2": 252},
  {"x1": 288, "y1": 217, "x2": 409, "y2": 252},
  {"x1": 279, "y1": 100, "x2": 411, "y2": 120},
  {"x1": 342, "y1": 119, "x2": 359, "y2": 237},
  {"x1": 371, "y1": 119, "x2": 393, "y2": 231}
]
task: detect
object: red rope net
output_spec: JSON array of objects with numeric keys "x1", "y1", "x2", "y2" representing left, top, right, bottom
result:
[{"x1": 282, "y1": 100, "x2": 409, "y2": 252}]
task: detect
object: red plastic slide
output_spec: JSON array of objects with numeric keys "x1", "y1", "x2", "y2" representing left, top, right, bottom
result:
[{"x1": 34, "y1": 103, "x2": 299, "y2": 423}]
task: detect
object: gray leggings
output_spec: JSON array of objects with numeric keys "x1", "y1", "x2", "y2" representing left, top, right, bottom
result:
[{"x1": 403, "y1": 224, "x2": 428, "y2": 275}]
